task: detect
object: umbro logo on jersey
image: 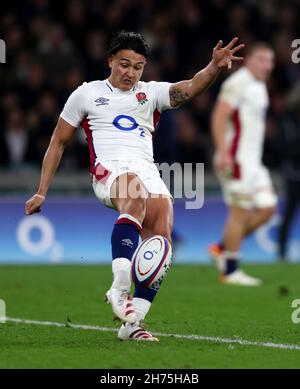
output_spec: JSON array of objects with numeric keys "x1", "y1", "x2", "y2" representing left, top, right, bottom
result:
[{"x1": 95, "y1": 97, "x2": 110, "y2": 106}]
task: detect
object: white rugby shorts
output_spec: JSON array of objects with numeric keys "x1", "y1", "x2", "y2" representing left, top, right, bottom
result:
[
  {"x1": 92, "y1": 159, "x2": 172, "y2": 208},
  {"x1": 216, "y1": 164, "x2": 277, "y2": 209}
]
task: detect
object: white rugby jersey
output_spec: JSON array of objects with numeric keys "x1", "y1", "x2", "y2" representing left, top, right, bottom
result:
[
  {"x1": 60, "y1": 79, "x2": 172, "y2": 171},
  {"x1": 218, "y1": 66, "x2": 269, "y2": 174}
]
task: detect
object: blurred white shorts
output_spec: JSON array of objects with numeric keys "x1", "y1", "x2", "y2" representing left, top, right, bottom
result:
[
  {"x1": 92, "y1": 159, "x2": 172, "y2": 209},
  {"x1": 216, "y1": 164, "x2": 277, "y2": 209}
]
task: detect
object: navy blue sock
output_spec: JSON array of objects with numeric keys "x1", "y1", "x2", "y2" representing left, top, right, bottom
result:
[
  {"x1": 111, "y1": 214, "x2": 141, "y2": 261},
  {"x1": 225, "y1": 259, "x2": 238, "y2": 275},
  {"x1": 134, "y1": 285, "x2": 157, "y2": 303}
]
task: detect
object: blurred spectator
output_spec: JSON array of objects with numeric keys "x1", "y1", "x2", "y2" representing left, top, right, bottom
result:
[{"x1": 0, "y1": 109, "x2": 36, "y2": 168}]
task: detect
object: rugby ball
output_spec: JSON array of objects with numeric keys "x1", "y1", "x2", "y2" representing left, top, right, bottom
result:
[{"x1": 131, "y1": 235, "x2": 172, "y2": 290}]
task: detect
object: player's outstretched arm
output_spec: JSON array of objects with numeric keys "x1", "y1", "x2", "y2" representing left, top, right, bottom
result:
[
  {"x1": 169, "y1": 37, "x2": 244, "y2": 108},
  {"x1": 25, "y1": 117, "x2": 77, "y2": 215}
]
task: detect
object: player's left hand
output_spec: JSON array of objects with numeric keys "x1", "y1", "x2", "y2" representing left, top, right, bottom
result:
[
  {"x1": 25, "y1": 194, "x2": 45, "y2": 215},
  {"x1": 212, "y1": 37, "x2": 244, "y2": 69}
]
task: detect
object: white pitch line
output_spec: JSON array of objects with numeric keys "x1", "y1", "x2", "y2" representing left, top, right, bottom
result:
[
  {"x1": 5, "y1": 317, "x2": 300, "y2": 351},
  {"x1": 6, "y1": 317, "x2": 118, "y2": 333}
]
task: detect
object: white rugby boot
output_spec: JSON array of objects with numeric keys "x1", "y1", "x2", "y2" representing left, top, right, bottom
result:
[
  {"x1": 118, "y1": 321, "x2": 159, "y2": 342},
  {"x1": 220, "y1": 269, "x2": 262, "y2": 286},
  {"x1": 105, "y1": 288, "x2": 137, "y2": 324}
]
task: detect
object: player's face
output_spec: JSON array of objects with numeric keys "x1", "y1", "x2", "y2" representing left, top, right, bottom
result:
[
  {"x1": 108, "y1": 50, "x2": 146, "y2": 91},
  {"x1": 246, "y1": 49, "x2": 275, "y2": 81}
]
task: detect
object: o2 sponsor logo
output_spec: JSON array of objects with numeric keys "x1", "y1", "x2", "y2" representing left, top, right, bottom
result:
[
  {"x1": 112, "y1": 115, "x2": 145, "y2": 137},
  {"x1": 291, "y1": 299, "x2": 300, "y2": 324},
  {"x1": 292, "y1": 39, "x2": 300, "y2": 64},
  {"x1": 143, "y1": 250, "x2": 155, "y2": 260},
  {"x1": 16, "y1": 215, "x2": 63, "y2": 262}
]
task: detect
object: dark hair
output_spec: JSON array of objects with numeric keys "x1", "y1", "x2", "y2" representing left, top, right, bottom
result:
[
  {"x1": 245, "y1": 42, "x2": 274, "y2": 58},
  {"x1": 107, "y1": 30, "x2": 150, "y2": 58}
]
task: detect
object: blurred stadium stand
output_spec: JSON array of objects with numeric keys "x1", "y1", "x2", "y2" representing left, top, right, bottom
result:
[{"x1": 1, "y1": 0, "x2": 300, "y2": 190}]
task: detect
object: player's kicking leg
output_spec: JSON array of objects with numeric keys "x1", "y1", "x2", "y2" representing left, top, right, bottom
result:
[
  {"x1": 117, "y1": 195, "x2": 173, "y2": 341},
  {"x1": 105, "y1": 173, "x2": 148, "y2": 324}
]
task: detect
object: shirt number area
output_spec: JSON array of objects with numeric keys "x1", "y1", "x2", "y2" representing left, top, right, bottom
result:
[{"x1": 113, "y1": 115, "x2": 145, "y2": 137}]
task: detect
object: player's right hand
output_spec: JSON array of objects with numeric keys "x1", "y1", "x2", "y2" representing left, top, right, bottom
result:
[
  {"x1": 25, "y1": 194, "x2": 45, "y2": 215},
  {"x1": 215, "y1": 150, "x2": 233, "y2": 176}
]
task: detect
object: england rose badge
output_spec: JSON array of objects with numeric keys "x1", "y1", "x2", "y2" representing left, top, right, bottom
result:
[{"x1": 136, "y1": 92, "x2": 148, "y2": 105}]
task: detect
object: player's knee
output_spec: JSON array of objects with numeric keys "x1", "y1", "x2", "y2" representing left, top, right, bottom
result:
[
  {"x1": 260, "y1": 206, "x2": 276, "y2": 222},
  {"x1": 229, "y1": 207, "x2": 250, "y2": 224}
]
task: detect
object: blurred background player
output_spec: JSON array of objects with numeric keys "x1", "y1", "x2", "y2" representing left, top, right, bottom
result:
[
  {"x1": 24, "y1": 31, "x2": 244, "y2": 340},
  {"x1": 210, "y1": 43, "x2": 277, "y2": 286}
]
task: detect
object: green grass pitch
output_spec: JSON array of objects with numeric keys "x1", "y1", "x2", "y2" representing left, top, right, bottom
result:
[{"x1": 0, "y1": 263, "x2": 300, "y2": 368}]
